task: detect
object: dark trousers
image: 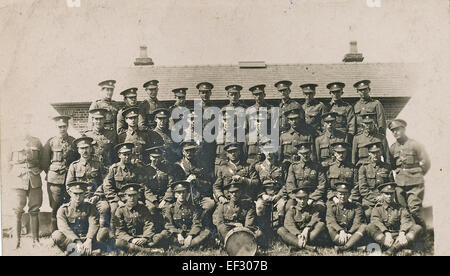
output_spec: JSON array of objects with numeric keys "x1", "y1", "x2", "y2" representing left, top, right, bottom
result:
[
  {"x1": 396, "y1": 184, "x2": 425, "y2": 224},
  {"x1": 14, "y1": 186, "x2": 43, "y2": 216},
  {"x1": 51, "y1": 227, "x2": 110, "y2": 254},
  {"x1": 277, "y1": 222, "x2": 326, "y2": 247},
  {"x1": 367, "y1": 223, "x2": 423, "y2": 250},
  {"x1": 328, "y1": 224, "x2": 367, "y2": 247},
  {"x1": 47, "y1": 183, "x2": 67, "y2": 219},
  {"x1": 168, "y1": 229, "x2": 211, "y2": 248}
]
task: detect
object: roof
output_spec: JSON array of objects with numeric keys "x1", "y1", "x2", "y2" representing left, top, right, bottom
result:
[{"x1": 51, "y1": 62, "x2": 418, "y2": 104}]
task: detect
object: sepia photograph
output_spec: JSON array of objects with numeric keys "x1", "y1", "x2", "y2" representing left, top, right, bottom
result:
[{"x1": 1, "y1": 0, "x2": 449, "y2": 258}]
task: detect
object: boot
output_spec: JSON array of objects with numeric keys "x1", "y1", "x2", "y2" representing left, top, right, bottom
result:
[
  {"x1": 385, "y1": 242, "x2": 403, "y2": 256},
  {"x1": 304, "y1": 245, "x2": 317, "y2": 252},
  {"x1": 15, "y1": 213, "x2": 23, "y2": 249},
  {"x1": 341, "y1": 233, "x2": 364, "y2": 252},
  {"x1": 30, "y1": 214, "x2": 42, "y2": 247}
]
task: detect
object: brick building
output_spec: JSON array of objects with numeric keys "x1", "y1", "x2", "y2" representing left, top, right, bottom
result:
[{"x1": 51, "y1": 43, "x2": 418, "y2": 133}]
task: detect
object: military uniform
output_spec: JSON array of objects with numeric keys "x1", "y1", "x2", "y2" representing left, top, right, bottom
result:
[
  {"x1": 88, "y1": 80, "x2": 119, "y2": 131},
  {"x1": 388, "y1": 119, "x2": 430, "y2": 224},
  {"x1": 143, "y1": 160, "x2": 175, "y2": 213},
  {"x1": 148, "y1": 108, "x2": 180, "y2": 163},
  {"x1": 116, "y1": 88, "x2": 146, "y2": 134},
  {"x1": 326, "y1": 82, "x2": 356, "y2": 140},
  {"x1": 326, "y1": 161, "x2": 359, "y2": 202},
  {"x1": 118, "y1": 128, "x2": 151, "y2": 165},
  {"x1": 274, "y1": 80, "x2": 303, "y2": 133},
  {"x1": 215, "y1": 121, "x2": 248, "y2": 174},
  {"x1": 285, "y1": 161, "x2": 326, "y2": 206},
  {"x1": 279, "y1": 124, "x2": 316, "y2": 164},
  {"x1": 102, "y1": 162, "x2": 146, "y2": 204},
  {"x1": 140, "y1": 80, "x2": 166, "y2": 130},
  {"x1": 314, "y1": 113, "x2": 348, "y2": 167}
]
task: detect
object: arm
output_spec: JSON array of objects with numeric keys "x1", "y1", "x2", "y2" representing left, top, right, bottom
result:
[
  {"x1": 348, "y1": 205, "x2": 363, "y2": 233},
  {"x1": 350, "y1": 167, "x2": 360, "y2": 202},
  {"x1": 352, "y1": 136, "x2": 358, "y2": 165},
  {"x1": 142, "y1": 207, "x2": 156, "y2": 240},
  {"x1": 56, "y1": 207, "x2": 80, "y2": 243},
  {"x1": 358, "y1": 166, "x2": 374, "y2": 203},
  {"x1": 370, "y1": 206, "x2": 388, "y2": 233},
  {"x1": 382, "y1": 136, "x2": 391, "y2": 165},
  {"x1": 326, "y1": 205, "x2": 343, "y2": 232},
  {"x1": 309, "y1": 167, "x2": 326, "y2": 202},
  {"x1": 347, "y1": 106, "x2": 356, "y2": 136},
  {"x1": 187, "y1": 207, "x2": 202, "y2": 237},
  {"x1": 212, "y1": 203, "x2": 225, "y2": 227},
  {"x1": 400, "y1": 208, "x2": 414, "y2": 232},
  {"x1": 102, "y1": 167, "x2": 119, "y2": 203},
  {"x1": 41, "y1": 139, "x2": 52, "y2": 173},
  {"x1": 65, "y1": 163, "x2": 76, "y2": 186},
  {"x1": 244, "y1": 206, "x2": 256, "y2": 229},
  {"x1": 285, "y1": 164, "x2": 296, "y2": 194},
  {"x1": 213, "y1": 168, "x2": 225, "y2": 200},
  {"x1": 86, "y1": 204, "x2": 100, "y2": 240},
  {"x1": 284, "y1": 209, "x2": 302, "y2": 235},
  {"x1": 163, "y1": 205, "x2": 181, "y2": 234},
  {"x1": 376, "y1": 101, "x2": 387, "y2": 135},
  {"x1": 416, "y1": 141, "x2": 431, "y2": 175},
  {"x1": 116, "y1": 110, "x2": 126, "y2": 135},
  {"x1": 306, "y1": 210, "x2": 321, "y2": 228},
  {"x1": 113, "y1": 208, "x2": 135, "y2": 242}
]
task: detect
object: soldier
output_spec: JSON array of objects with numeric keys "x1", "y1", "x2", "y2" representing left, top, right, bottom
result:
[
  {"x1": 118, "y1": 107, "x2": 151, "y2": 165},
  {"x1": 326, "y1": 82, "x2": 356, "y2": 142},
  {"x1": 248, "y1": 84, "x2": 272, "y2": 110},
  {"x1": 224, "y1": 84, "x2": 247, "y2": 109},
  {"x1": 164, "y1": 181, "x2": 211, "y2": 249},
  {"x1": 102, "y1": 143, "x2": 147, "y2": 233},
  {"x1": 65, "y1": 136, "x2": 109, "y2": 228},
  {"x1": 326, "y1": 183, "x2": 367, "y2": 253},
  {"x1": 51, "y1": 182, "x2": 109, "y2": 256},
  {"x1": 274, "y1": 80, "x2": 303, "y2": 133},
  {"x1": 367, "y1": 182, "x2": 423, "y2": 255},
  {"x1": 255, "y1": 180, "x2": 282, "y2": 247},
  {"x1": 285, "y1": 142, "x2": 327, "y2": 216},
  {"x1": 246, "y1": 116, "x2": 271, "y2": 166},
  {"x1": 140, "y1": 80, "x2": 166, "y2": 130},
  {"x1": 43, "y1": 115, "x2": 78, "y2": 232},
  {"x1": 196, "y1": 82, "x2": 214, "y2": 109},
  {"x1": 358, "y1": 142, "x2": 394, "y2": 219},
  {"x1": 315, "y1": 112, "x2": 348, "y2": 168},
  {"x1": 148, "y1": 108, "x2": 180, "y2": 163},
  {"x1": 212, "y1": 181, "x2": 262, "y2": 243},
  {"x1": 169, "y1": 88, "x2": 189, "y2": 113},
  {"x1": 352, "y1": 111, "x2": 390, "y2": 166},
  {"x1": 213, "y1": 142, "x2": 260, "y2": 203},
  {"x1": 84, "y1": 108, "x2": 118, "y2": 168},
  {"x1": 116, "y1": 87, "x2": 146, "y2": 135},
  {"x1": 388, "y1": 119, "x2": 430, "y2": 228},
  {"x1": 325, "y1": 142, "x2": 359, "y2": 206},
  {"x1": 114, "y1": 183, "x2": 169, "y2": 254},
  {"x1": 300, "y1": 83, "x2": 326, "y2": 135},
  {"x1": 8, "y1": 114, "x2": 44, "y2": 248},
  {"x1": 353, "y1": 80, "x2": 386, "y2": 135},
  {"x1": 88, "y1": 80, "x2": 119, "y2": 132},
  {"x1": 277, "y1": 188, "x2": 325, "y2": 251}
]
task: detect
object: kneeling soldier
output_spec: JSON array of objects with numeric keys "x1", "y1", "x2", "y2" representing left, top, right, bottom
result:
[
  {"x1": 164, "y1": 181, "x2": 211, "y2": 249},
  {"x1": 52, "y1": 181, "x2": 109, "y2": 256},
  {"x1": 114, "y1": 183, "x2": 169, "y2": 254},
  {"x1": 367, "y1": 182, "x2": 423, "y2": 255},
  {"x1": 277, "y1": 188, "x2": 325, "y2": 251},
  {"x1": 326, "y1": 183, "x2": 367, "y2": 253}
]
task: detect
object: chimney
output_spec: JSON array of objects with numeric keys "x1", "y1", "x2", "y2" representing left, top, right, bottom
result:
[
  {"x1": 134, "y1": 45, "x2": 154, "y2": 66},
  {"x1": 342, "y1": 41, "x2": 364, "y2": 62}
]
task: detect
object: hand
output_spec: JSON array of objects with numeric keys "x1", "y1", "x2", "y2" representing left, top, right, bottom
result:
[
  {"x1": 338, "y1": 230, "x2": 348, "y2": 244},
  {"x1": 384, "y1": 232, "x2": 394, "y2": 247},
  {"x1": 89, "y1": 196, "x2": 99, "y2": 204},
  {"x1": 81, "y1": 239, "x2": 92, "y2": 255},
  {"x1": 262, "y1": 194, "x2": 271, "y2": 201},
  {"x1": 132, "y1": 238, "x2": 148, "y2": 247},
  {"x1": 177, "y1": 234, "x2": 185, "y2": 245},
  {"x1": 298, "y1": 228, "x2": 309, "y2": 247},
  {"x1": 186, "y1": 174, "x2": 197, "y2": 182},
  {"x1": 232, "y1": 175, "x2": 241, "y2": 182},
  {"x1": 333, "y1": 197, "x2": 340, "y2": 205},
  {"x1": 397, "y1": 232, "x2": 408, "y2": 246},
  {"x1": 118, "y1": 201, "x2": 125, "y2": 207},
  {"x1": 158, "y1": 200, "x2": 166, "y2": 209},
  {"x1": 307, "y1": 199, "x2": 314, "y2": 205},
  {"x1": 183, "y1": 235, "x2": 193, "y2": 248},
  {"x1": 219, "y1": 196, "x2": 228, "y2": 204},
  {"x1": 75, "y1": 240, "x2": 84, "y2": 255}
]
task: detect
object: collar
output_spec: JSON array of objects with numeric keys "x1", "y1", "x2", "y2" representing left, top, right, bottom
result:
[
  {"x1": 148, "y1": 98, "x2": 158, "y2": 103},
  {"x1": 127, "y1": 127, "x2": 138, "y2": 135},
  {"x1": 305, "y1": 99, "x2": 316, "y2": 106},
  {"x1": 70, "y1": 202, "x2": 83, "y2": 211},
  {"x1": 125, "y1": 204, "x2": 139, "y2": 212},
  {"x1": 359, "y1": 97, "x2": 372, "y2": 104},
  {"x1": 397, "y1": 136, "x2": 409, "y2": 145},
  {"x1": 79, "y1": 158, "x2": 88, "y2": 166}
]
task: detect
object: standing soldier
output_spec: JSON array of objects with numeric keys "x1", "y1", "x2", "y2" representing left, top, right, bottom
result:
[
  {"x1": 326, "y1": 183, "x2": 367, "y2": 253},
  {"x1": 388, "y1": 119, "x2": 430, "y2": 228},
  {"x1": 140, "y1": 80, "x2": 166, "y2": 130},
  {"x1": 164, "y1": 181, "x2": 211, "y2": 249},
  {"x1": 51, "y1": 182, "x2": 109, "y2": 256},
  {"x1": 325, "y1": 142, "x2": 359, "y2": 206},
  {"x1": 300, "y1": 83, "x2": 326, "y2": 135},
  {"x1": 88, "y1": 80, "x2": 119, "y2": 132},
  {"x1": 352, "y1": 111, "x2": 390, "y2": 166},
  {"x1": 43, "y1": 115, "x2": 78, "y2": 233},
  {"x1": 326, "y1": 82, "x2": 356, "y2": 142},
  {"x1": 84, "y1": 108, "x2": 118, "y2": 168},
  {"x1": 118, "y1": 107, "x2": 151, "y2": 165},
  {"x1": 274, "y1": 80, "x2": 303, "y2": 134},
  {"x1": 367, "y1": 182, "x2": 423, "y2": 255},
  {"x1": 224, "y1": 84, "x2": 247, "y2": 109},
  {"x1": 8, "y1": 114, "x2": 44, "y2": 248},
  {"x1": 65, "y1": 136, "x2": 109, "y2": 228},
  {"x1": 116, "y1": 87, "x2": 146, "y2": 135},
  {"x1": 169, "y1": 88, "x2": 189, "y2": 127},
  {"x1": 196, "y1": 82, "x2": 214, "y2": 109},
  {"x1": 148, "y1": 108, "x2": 180, "y2": 163},
  {"x1": 353, "y1": 80, "x2": 386, "y2": 135},
  {"x1": 214, "y1": 143, "x2": 260, "y2": 203},
  {"x1": 315, "y1": 112, "x2": 348, "y2": 168},
  {"x1": 358, "y1": 142, "x2": 394, "y2": 219},
  {"x1": 113, "y1": 183, "x2": 169, "y2": 254},
  {"x1": 277, "y1": 188, "x2": 325, "y2": 252}
]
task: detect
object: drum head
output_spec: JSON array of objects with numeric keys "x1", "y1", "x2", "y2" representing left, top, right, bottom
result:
[{"x1": 224, "y1": 227, "x2": 257, "y2": 256}]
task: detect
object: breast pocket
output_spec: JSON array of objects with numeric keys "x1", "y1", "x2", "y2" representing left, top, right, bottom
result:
[
  {"x1": 319, "y1": 145, "x2": 330, "y2": 159},
  {"x1": 51, "y1": 147, "x2": 63, "y2": 162},
  {"x1": 27, "y1": 147, "x2": 40, "y2": 161},
  {"x1": 75, "y1": 166, "x2": 86, "y2": 178},
  {"x1": 404, "y1": 150, "x2": 417, "y2": 165},
  {"x1": 358, "y1": 144, "x2": 369, "y2": 158}
]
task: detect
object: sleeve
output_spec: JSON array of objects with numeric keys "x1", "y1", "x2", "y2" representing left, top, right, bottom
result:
[
  {"x1": 86, "y1": 204, "x2": 100, "y2": 240},
  {"x1": 309, "y1": 167, "x2": 326, "y2": 202},
  {"x1": 382, "y1": 136, "x2": 391, "y2": 165},
  {"x1": 138, "y1": 112, "x2": 147, "y2": 132},
  {"x1": 416, "y1": 141, "x2": 431, "y2": 175},
  {"x1": 213, "y1": 167, "x2": 225, "y2": 200},
  {"x1": 116, "y1": 110, "x2": 126, "y2": 135},
  {"x1": 87, "y1": 102, "x2": 96, "y2": 130},
  {"x1": 103, "y1": 167, "x2": 119, "y2": 203},
  {"x1": 244, "y1": 206, "x2": 256, "y2": 229},
  {"x1": 358, "y1": 166, "x2": 374, "y2": 203},
  {"x1": 370, "y1": 206, "x2": 388, "y2": 233},
  {"x1": 56, "y1": 207, "x2": 80, "y2": 243},
  {"x1": 142, "y1": 207, "x2": 156, "y2": 240},
  {"x1": 350, "y1": 167, "x2": 361, "y2": 202},
  {"x1": 163, "y1": 205, "x2": 181, "y2": 234},
  {"x1": 352, "y1": 135, "x2": 358, "y2": 165},
  {"x1": 65, "y1": 163, "x2": 76, "y2": 186},
  {"x1": 347, "y1": 106, "x2": 356, "y2": 136},
  {"x1": 314, "y1": 137, "x2": 321, "y2": 164},
  {"x1": 400, "y1": 208, "x2": 414, "y2": 232},
  {"x1": 188, "y1": 207, "x2": 202, "y2": 236},
  {"x1": 326, "y1": 205, "x2": 343, "y2": 232},
  {"x1": 41, "y1": 139, "x2": 52, "y2": 173},
  {"x1": 212, "y1": 203, "x2": 225, "y2": 228},
  {"x1": 376, "y1": 101, "x2": 387, "y2": 135},
  {"x1": 285, "y1": 164, "x2": 296, "y2": 194},
  {"x1": 113, "y1": 208, "x2": 134, "y2": 242},
  {"x1": 349, "y1": 205, "x2": 363, "y2": 233},
  {"x1": 37, "y1": 139, "x2": 45, "y2": 172},
  {"x1": 240, "y1": 166, "x2": 261, "y2": 196},
  {"x1": 284, "y1": 209, "x2": 301, "y2": 235}
]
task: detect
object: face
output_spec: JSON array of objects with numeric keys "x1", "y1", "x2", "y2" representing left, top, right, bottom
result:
[
  {"x1": 383, "y1": 192, "x2": 394, "y2": 204},
  {"x1": 183, "y1": 147, "x2": 197, "y2": 160},
  {"x1": 227, "y1": 149, "x2": 241, "y2": 162},
  {"x1": 337, "y1": 191, "x2": 349, "y2": 203},
  {"x1": 288, "y1": 116, "x2": 302, "y2": 129},
  {"x1": 298, "y1": 150, "x2": 311, "y2": 162},
  {"x1": 125, "y1": 193, "x2": 139, "y2": 207},
  {"x1": 391, "y1": 127, "x2": 406, "y2": 140},
  {"x1": 92, "y1": 117, "x2": 105, "y2": 129},
  {"x1": 363, "y1": 121, "x2": 375, "y2": 132},
  {"x1": 357, "y1": 88, "x2": 370, "y2": 99},
  {"x1": 304, "y1": 91, "x2": 315, "y2": 101},
  {"x1": 175, "y1": 190, "x2": 189, "y2": 203},
  {"x1": 279, "y1": 88, "x2": 290, "y2": 100},
  {"x1": 330, "y1": 90, "x2": 343, "y2": 101},
  {"x1": 264, "y1": 151, "x2": 276, "y2": 162},
  {"x1": 296, "y1": 196, "x2": 308, "y2": 208},
  {"x1": 125, "y1": 96, "x2": 137, "y2": 106},
  {"x1": 78, "y1": 146, "x2": 92, "y2": 160},
  {"x1": 119, "y1": 151, "x2": 132, "y2": 164},
  {"x1": 228, "y1": 92, "x2": 240, "y2": 103},
  {"x1": 333, "y1": 150, "x2": 347, "y2": 162},
  {"x1": 101, "y1": 87, "x2": 114, "y2": 99},
  {"x1": 229, "y1": 189, "x2": 242, "y2": 201},
  {"x1": 70, "y1": 191, "x2": 85, "y2": 206},
  {"x1": 57, "y1": 124, "x2": 68, "y2": 136},
  {"x1": 155, "y1": 117, "x2": 169, "y2": 129},
  {"x1": 323, "y1": 120, "x2": 335, "y2": 131},
  {"x1": 146, "y1": 87, "x2": 158, "y2": 99},
  {"x1": 199, "y1": 90, "x2": 211, "y2": 102},
  {"x1": 369, "y1": 150, "x2": 381, "y2": 162},
  {"x1": 175, "y1": 95, "x2": 186, "y2": 106},
  {"x1": 125, "y1": 116, "x2": 138, "y2": 127},
  {"x1": 150, "y1": 154, "x2": 163, "y2": 166},
  {"x1": 254, "y1": 92, "x2": 265, "y2": 104}
]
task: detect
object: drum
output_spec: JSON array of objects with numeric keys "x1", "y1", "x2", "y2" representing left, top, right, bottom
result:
[{"x1": 224, "y1": 227, "x2": 257, "y2": 256}]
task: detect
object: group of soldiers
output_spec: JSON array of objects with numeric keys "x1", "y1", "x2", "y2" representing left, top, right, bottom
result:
[{"x1": 8, "y1": 78, "x2": 431, "y2": 255}]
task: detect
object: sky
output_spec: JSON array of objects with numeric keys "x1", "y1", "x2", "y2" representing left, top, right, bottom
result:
[{"x1": 1, "y1": 0, "x2": 449, "y2": 254}]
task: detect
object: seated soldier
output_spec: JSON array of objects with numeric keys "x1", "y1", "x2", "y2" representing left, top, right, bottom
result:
[
  {"x1": 212, "y1": 181, "x2": 262, "y2": 245},
  {"x1": 358, "y1": 141, "x2": 393, "y2": 219},
  {"x1": 52, "y1": 181, "x2": 109, "y2": 256},
  {"x1": 326, "y1": 182, "x2": 367, "y2": 253},
  {"x1": 114, "y1": 183, "x2": 169, "y2": 254},
  {"x1": 164, "y1": 181, "x2": 211, "y2": 249},
  {"x1": 277, "y1": 187, "x2": 325, "y2": 251},
  {"x1": 255, "y1": 179, "x2": 282, "y2": 248},
  {"x1": 367, "y1": 182, "x2": 423, "y2": 255}
]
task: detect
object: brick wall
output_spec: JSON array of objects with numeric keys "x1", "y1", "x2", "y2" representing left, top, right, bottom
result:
[{"x1": 51, "y1": 97, "x2": 410, "y2": 134}]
